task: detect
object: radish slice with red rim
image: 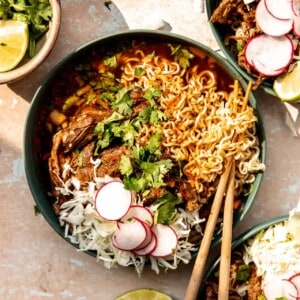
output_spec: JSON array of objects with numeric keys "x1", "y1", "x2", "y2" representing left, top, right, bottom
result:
[
  {"x1": 112, "y1": 219, "x2": 147, "y2": 251},
  {"x1": 293, "y1": 15, "x2": 300, "y2": 36},
  {"x1": 245, "y1": 34, "x2": 293, "y2": 76},
  {"x1": 94, "y1": 181, "x2": 132, "y2": 221},
  {"x1": 150, "y1": 224, "x2": 178, "y2": 258},
  {"x1": 289, "y1": 273, "x2": 300, "y2": 292},
  {"x1": 265, "y1": 0, "x2": 295, "y2": 20},
  {"x1": 133, "y1": 221, "x2": 153, "y2": 251},
  {"x1": 292, "y1": 0, "x2": 300, "y2": 16},
  {"x1": 121, "y1": 205, "x2": 154, "y2": 226},
  {"x1": 133, "y1": 231, "x2": 157, "y2": 256},
  {"x1": 256, "y1": 0, "x2": 293, "y2": 36},
  {"x1": 263, "y1": 277, "x2": 299, "y2": 300}
]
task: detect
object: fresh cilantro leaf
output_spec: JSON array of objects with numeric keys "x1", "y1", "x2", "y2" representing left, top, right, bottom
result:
[
  {"x1": 112, "y1": 87, "x2": 133, "y2": 115},
  {"x1": 143, "y1": 87, "x2": 162, "y2": 104},
  {"x1": 132, "y1": 106, "x2": 152, "y2": 129},
  {"x1": 168, "y1": 44, "x2": 194, "y2": 68},
  {"x1": 131, "y1": 144, "x2": 145, "y2": 162},
  {"x1": 123, "y1": 176, "x2": 148, "y2": 192},
  {"x1": 111, "y1": 120, "x2": 137, "y2": 146},
  {"x1": 134, "y1": 67, "x2": 145, "y2": 77},
  {"x1": 103, "y1": 55, "x2": 117, "y2": 67},
  {"x1": 150, "y1": 108, "x2": 167, "y2": 125},
  {"x1": 94, "y1": 130, "x2": 113, "y2": 153},
  {"x1": 154, "y1": 191, "x2": 180, "y2": 224},
  {"x1": 235, "y1": 264, "x2": 250, "y2": 282},
  {"x1": 119, "y1": 155, "x2": 133, "y2": 177},
  {"x1": 140, "y1": 159, "x2": 173, "y2": 188},
  {"x1": 145, "y1": 133, "x2": 162, "y2": 156}
]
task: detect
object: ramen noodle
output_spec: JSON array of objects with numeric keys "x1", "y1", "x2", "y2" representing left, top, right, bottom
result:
[{"x1": 39, "y1": 39, "x2": 265, "y2": 274}]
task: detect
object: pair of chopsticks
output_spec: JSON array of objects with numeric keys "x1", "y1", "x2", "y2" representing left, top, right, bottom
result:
[
  {"x1": 184, "y1": 159, "x2": 235, "y2": 300},
  {"x1": 184, "y1": 81, "x2": 252, "y2": 300}
]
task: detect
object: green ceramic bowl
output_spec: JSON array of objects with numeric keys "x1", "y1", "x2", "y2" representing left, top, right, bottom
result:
[
  {"x1": 198, "y1": 215, "x2": 288, "y2": 298},
  {"x1": 24, "y1": 29, "x2": 266, "y2": 257},
  {"x1": 206, "y1": 0, "x2": 276, "y2": 96}
]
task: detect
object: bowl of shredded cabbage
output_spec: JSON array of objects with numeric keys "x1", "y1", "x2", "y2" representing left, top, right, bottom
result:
[
  {"x1": 206, "y1": 0, "x2": 300, "y2": 102},
  {"x1": 200, "y1": 212, "x2": 300, "y2": 299},
  {"x1": 24, "y1": 30, "x2": 266, "y2": 275}
]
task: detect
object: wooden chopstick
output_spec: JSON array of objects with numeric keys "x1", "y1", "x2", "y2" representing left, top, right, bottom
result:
[
  {"x1": 184, "y1": 158, "x2": 234, "y2": 300},
  {"x1": 218, "y1": 161, "x2": 236, "y2": 300}
]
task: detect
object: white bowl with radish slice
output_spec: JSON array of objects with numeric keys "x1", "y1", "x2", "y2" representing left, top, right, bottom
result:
[
  {"x1": 200, "y1": 214, "x2": 300, "y2": 299},
  {"x1": 207, "y1": 0, "x2": 300, "y2": 101}
]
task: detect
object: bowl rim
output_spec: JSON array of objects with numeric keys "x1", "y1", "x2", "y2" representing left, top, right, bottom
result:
[
  {"x1": 23, "y1": 29, "x2": 267, "y2": 255},
  {"x1": 0, "y1": 0, "x2": 61, "y2": 84},
  {"x1": 205, "y1": 0, "x2": 276, "y2": 96}
]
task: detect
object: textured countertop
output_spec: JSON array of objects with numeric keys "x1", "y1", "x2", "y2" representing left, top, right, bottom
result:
[{"x1": 1, "y1": 1, "x2": 300, "y2": 299}]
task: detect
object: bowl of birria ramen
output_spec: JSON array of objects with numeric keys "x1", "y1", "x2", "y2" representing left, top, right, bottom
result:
[{"x1": 24, "y1": 30, "x2": 266, "y2": 275}]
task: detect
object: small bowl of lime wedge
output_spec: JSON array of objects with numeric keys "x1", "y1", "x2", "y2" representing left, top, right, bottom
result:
[{"x1": 0, "y1": 0, "x2": 60, "y2": 84}]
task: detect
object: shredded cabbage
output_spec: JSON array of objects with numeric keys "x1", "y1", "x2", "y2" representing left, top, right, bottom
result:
[
  {"x1": 55, "y1": 160, "x2": 205, "y2": 275},
  {"x1": 244, "y1": 222, "x2": 300, "y2": 281}
]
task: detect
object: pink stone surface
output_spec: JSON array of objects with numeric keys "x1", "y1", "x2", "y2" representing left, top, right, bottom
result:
[{"x1": 1, "y1": 1, "x2": 300, "y2": 299}]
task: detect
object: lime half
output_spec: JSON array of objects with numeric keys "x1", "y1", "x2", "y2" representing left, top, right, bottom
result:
[
  {"x1": 115, "y1": 288, "x2": 172, "y2": 300},
  {"x1": 273, "y1": 62, "x2": 300, "y2": 102},
  {"x1": 0, "y1": 20, "x2": 29, "y2": 72}
]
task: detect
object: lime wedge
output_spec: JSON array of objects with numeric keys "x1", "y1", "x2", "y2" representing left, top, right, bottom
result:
[
  {"x1": 115, "y1": 288, "x2": 172, "y2": 300},
  {"x1": 273, "y1": 62, "x2": 300, "y2": 102},
  {"x1": 0, "y1": 20, "x2": 29, "y2": 72}
]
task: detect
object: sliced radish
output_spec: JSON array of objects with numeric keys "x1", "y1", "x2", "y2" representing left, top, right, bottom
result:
[
  {"x1": 112, "y1": 219, "x2": 147, "y2": 251},
  {"x1": 256, "y1": 0, "x2": 293, "y2": 36},
  {"x1": 293, "y1": 15, "x2": 300, "y2": 36},
  {"x1": 292, "y1": 0, "x2": 300, "y2": 16},
  {"x1": 252, "y1": 60, "x2": 288, "y2": 76},
  {"x1": 133, "y1": 231, "x2": 158, "y2": 256},
  {"x1": 121, "y1": 205, "x2": 154, "y2": 226},
  {"x1": 133, "y1": 221, "x2": 153, "y2": 250},
  {"x1": 289, "y1": 273, "x2": 300, "y2": 292},
  {"x1": 263, "y1": 277, "x2": 299, "y2": 300},
  {"x1": 245, "y1": 34, "x2": 293, "y2": 76},
  {"x1": 150, "y1": 224, "x2": 178, "y2": 258},
  {"x1": 94, "y1": 181, "x2": 132, "y2": 221},
  {"x1": 265, "y1": 0, "x2": 295, "y2": 20}
]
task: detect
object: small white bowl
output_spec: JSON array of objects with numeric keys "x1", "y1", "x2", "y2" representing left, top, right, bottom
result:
[{"x1": 0, "y1": 0, "x2": 61, "y2": 84}]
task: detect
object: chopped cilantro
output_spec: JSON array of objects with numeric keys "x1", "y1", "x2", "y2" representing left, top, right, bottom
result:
[
  {"x1": 143, "y1": 87, "x2": 162, "y2": 104},
  {"x1": 111, "y1": 120, "x2": 137, "y2": 146},
  {"x1": 134, "y1": 67, "x2": 145, "y2": 76},
  {"x1": 154, "y1": 191, "x2": 180, "y2": 224},
  {"x1": 112, "y1": 87, "x2": 133, "y2": 115},
  {"x1": 235, "y1": 264, "x2": 250, "y2": 282},
  {"x1": 149, "y1": 108, "x2": 167, "y2": 125},
  {"x1": 168, "y1": 44, "x2": 194, "y2": 68},
  {"x1": 123, "y1": 176, "x2": 148, "y2": 192},
  {"x1": 146, "y1": 133, "x2": 162, "y2": 157},
  {"x1": 119, "y1": 155, "x2": 133, "y2": 177},
  {"x1": 103, "y1": 55, "x2": 117, "y2": 67}
]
